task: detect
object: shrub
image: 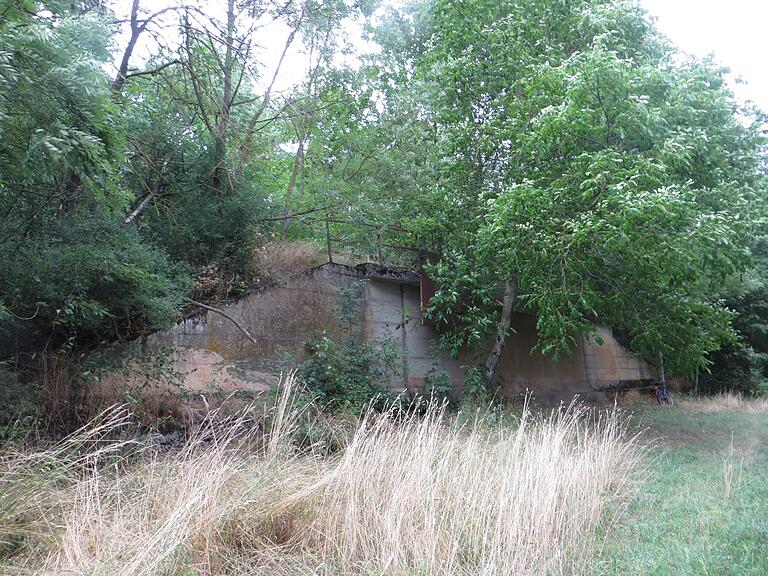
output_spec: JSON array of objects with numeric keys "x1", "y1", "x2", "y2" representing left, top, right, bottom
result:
[
  {"x1": 141, "y1": 185, "x2": 268, "y2": 274},
  {"x1": 0, "y1": 217, "x2": 192, "y2": 351},
  {"x1": 300, "y1": 331, "x2": 401, "y2": 413},
  {"x1": 421, "y1": 342, "x2": 453, "y2": 402},
  {"x1": 299, "y1": 278, "x2": 401, "y2": 413},
  {"x1": 459, "y1": 365, "x2": 493, "y2": 409}
]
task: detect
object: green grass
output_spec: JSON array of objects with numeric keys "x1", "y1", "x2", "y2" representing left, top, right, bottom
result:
[{"x1": 595, "y1": 401, "x2": 768, "y2": 576}]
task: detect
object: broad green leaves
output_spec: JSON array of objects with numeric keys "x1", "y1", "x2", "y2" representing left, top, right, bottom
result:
[{"x1": 416, "y1": 0, "x2": 766, "y2": 375}]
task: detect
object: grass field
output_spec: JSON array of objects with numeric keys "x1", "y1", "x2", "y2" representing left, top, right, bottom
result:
[
  {"x1": 1, "y1": 385, "x2": 766, "y2": 575},
  {"x1": 595, "y1": 394, "x2": 768, "y2": 576}
]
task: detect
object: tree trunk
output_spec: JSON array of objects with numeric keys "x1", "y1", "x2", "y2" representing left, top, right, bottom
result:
[
  {"x1": 212, "y1": 0, "x2": 235, "y2": 197},
  {"x1": 694, "y1": 365, "x2": 700, "y2": 397},
  {"x1": 484, "y1": 280, "x2": 517, "y2": 386},
  {"x1": 112, "y1": 1, "x2": 180, "y2": 93},
  {"x1": 112, "y1": 0, "x2": 141, "y2": 93},
  {"x1": 123, "y1": 191, "x2": 153, "y2": 225},
  {"x1": 239, "y1": 27, "x2": 298, "y2": 164},
  {"x1": 280, "y1": 137, "x2": 305, "y2": 239},
  {"x1": 325, "y1": 211, "x2": 333, "y2": 264}
]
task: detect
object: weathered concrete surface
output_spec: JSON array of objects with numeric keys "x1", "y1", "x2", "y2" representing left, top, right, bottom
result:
[
  {"x1": 89, "y1": 347, "x2": 278, "y2": 427},
  {"x1": 107, "y1": 263, "x2": 654, "y2": 404},
  {"x1": 582, "y1": 326, "x2": 655, "y2": 386},
  {"x1": 145, "y1": 266, "x2": 364, "y2": 362},
  {"x1": 365, "y1": 277, "x2": 654, "y2": 402}
]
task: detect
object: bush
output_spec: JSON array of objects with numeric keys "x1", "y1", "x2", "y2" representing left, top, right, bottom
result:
[
  {"x1": 0, "y1": 217, "x2": 192, "y2": 351},
  {"x1": 421, "y1": 342, "x2": 453, "y2": 403},
  {"x1": 298, "y1": 278, "x2": 401, "y2": 413},
  {"x1": 459, "y1": 365, "x2": 493, "y2": 409},
  {"x1": 300, "y1": 332, "x2": 401, "y2": 413}
]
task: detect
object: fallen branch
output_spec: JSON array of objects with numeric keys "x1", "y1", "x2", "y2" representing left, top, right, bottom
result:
[
  {"x1": 185, "y1": 298, "x2": 258, "y2": 345},
  {"x1": 124, "y1": 191, "x2": 154, "y2": 224}
]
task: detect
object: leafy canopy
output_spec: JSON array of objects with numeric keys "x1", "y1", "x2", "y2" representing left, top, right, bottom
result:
[{"x1": 417, "y1": 0, "x2": 766, "y2": 375}]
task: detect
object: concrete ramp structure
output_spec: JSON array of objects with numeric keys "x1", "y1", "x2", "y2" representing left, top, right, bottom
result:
[{"x1": 131, "y1": 263, "x2": 655, "y2": 403}]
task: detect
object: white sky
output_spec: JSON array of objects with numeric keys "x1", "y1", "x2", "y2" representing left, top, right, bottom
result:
[
  {"x1": 114, "y1": 1, "x2": 768, "y2": 111},
  {"x1": 640, "y1": 0, "x2": 768, "y2": 111},
  {"x1": 110, "y1": 0, "x2": 371, "y2": 95}
]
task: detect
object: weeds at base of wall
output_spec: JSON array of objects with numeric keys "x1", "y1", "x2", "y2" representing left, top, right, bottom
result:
[
  {"x1": 77, "y1": 346, "x2": 195, "y2": 431},
  {"x1": 298, "y1": 276, "x2": 404, "y2": 415},
  {"x1": 0, "y1": 347, "x2": 218, "y2": 443},
  {"x1": 300, "y1": 331, "x2": 402, "y2": 414}
]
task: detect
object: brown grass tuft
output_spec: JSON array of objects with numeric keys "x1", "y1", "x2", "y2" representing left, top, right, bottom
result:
[
  {"x1": 1, "y1": 377, "x2": 643, "y2": 576},
  {"x1": 681, "y1": 392, "x2": 768, "y2": 414},
  {"x1": 250, "y1": 241, "x2": 324, "y2": 284}
]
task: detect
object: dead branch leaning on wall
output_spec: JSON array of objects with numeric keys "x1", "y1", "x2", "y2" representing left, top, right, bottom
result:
[{"x1": 185, "y1": 298, "x2": 257, "y2": 345}]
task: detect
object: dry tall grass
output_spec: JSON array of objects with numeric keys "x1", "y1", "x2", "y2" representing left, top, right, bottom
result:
[
  {"x1": 250, "y1": 240, "x2": 324, "y2": 284},
  {"x1": 681, "y1": 391, "x2": 768, "y2": 414},
  {"x1": 0, "y1": 377, "x2": 643, "y2": 576},
  {"x1": 0, "y1": 406, "x2": 136, "y2": 568},
  {"x1": 282, "y1": 402, "x2": 641, "y2": 576}
]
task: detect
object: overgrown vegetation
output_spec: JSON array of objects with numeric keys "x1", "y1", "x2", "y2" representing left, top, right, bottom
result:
[
  {"x1": 698, "y1": 241, "x2": 768, "y2": 395},
  {"x1": 2, "y1": 0, "x2": 767, "y2": 571},
  {"x1": 418, "y1": 0, "x2": 766, "y2": 390},
  {"x1": 0, "y1": 375, "x2": 642, "y2": 575},
  {"x1": 301, "y1": 332, "x2": 401, "y2": 412},
  {"x1": 0, "y1": 0, "x2": 767, "y2": 422},
  {"x1": 300, "y1": 280, "x2": 401, "y2": 412}
]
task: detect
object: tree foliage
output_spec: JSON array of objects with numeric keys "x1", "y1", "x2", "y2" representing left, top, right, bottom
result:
[
  {"x1": 414, "y1": 0, "x2": 766, "y2": 381},
  {"x1": 0, "y1": 0, "x2": 766, "y2": 408},
  {"x1": 0, "y1": 1, "x2": 190, "y2": 355}
]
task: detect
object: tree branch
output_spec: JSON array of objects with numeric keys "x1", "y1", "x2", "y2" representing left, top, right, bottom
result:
[
  {"x1": 125, "y1": 59, "x2": 181, "y2": 79},
  {"x1": 239, "y1": 25, "x2": 299, "y2": 161},
  {"x1": 185, "y1": 298, "x2": 258, "y2": 345},
  {"x1": 124, "y1": 191, "x2": 155, "y2": 225},
  {"x1": 258, "y1": 204, "x2": 336, "y2": 222}
]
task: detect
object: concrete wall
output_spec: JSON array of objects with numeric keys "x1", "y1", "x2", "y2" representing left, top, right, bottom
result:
[
  {"x1": 143, "y1": 265, "x2": 363, "y2": 362},
  {"x1": 364, "y1": 277, "x2": 654, "y2": 402},
  {"x1": 111, "y1": 263, "x2": 653, "y2": 403}
]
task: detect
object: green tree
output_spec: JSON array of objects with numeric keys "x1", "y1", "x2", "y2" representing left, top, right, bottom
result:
[
  {"x1": 416, "y1": 0, "x2": 766, "y2": 385},
  {"x1": 702, "y1": 232, "x2": 768, "y2": 394},
  {"x1": 279, "y1": 2, "x2": 439, "y2": 263},
  {"x1": 0, "y1": 2, "x2": 190, "y2": 353}
]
